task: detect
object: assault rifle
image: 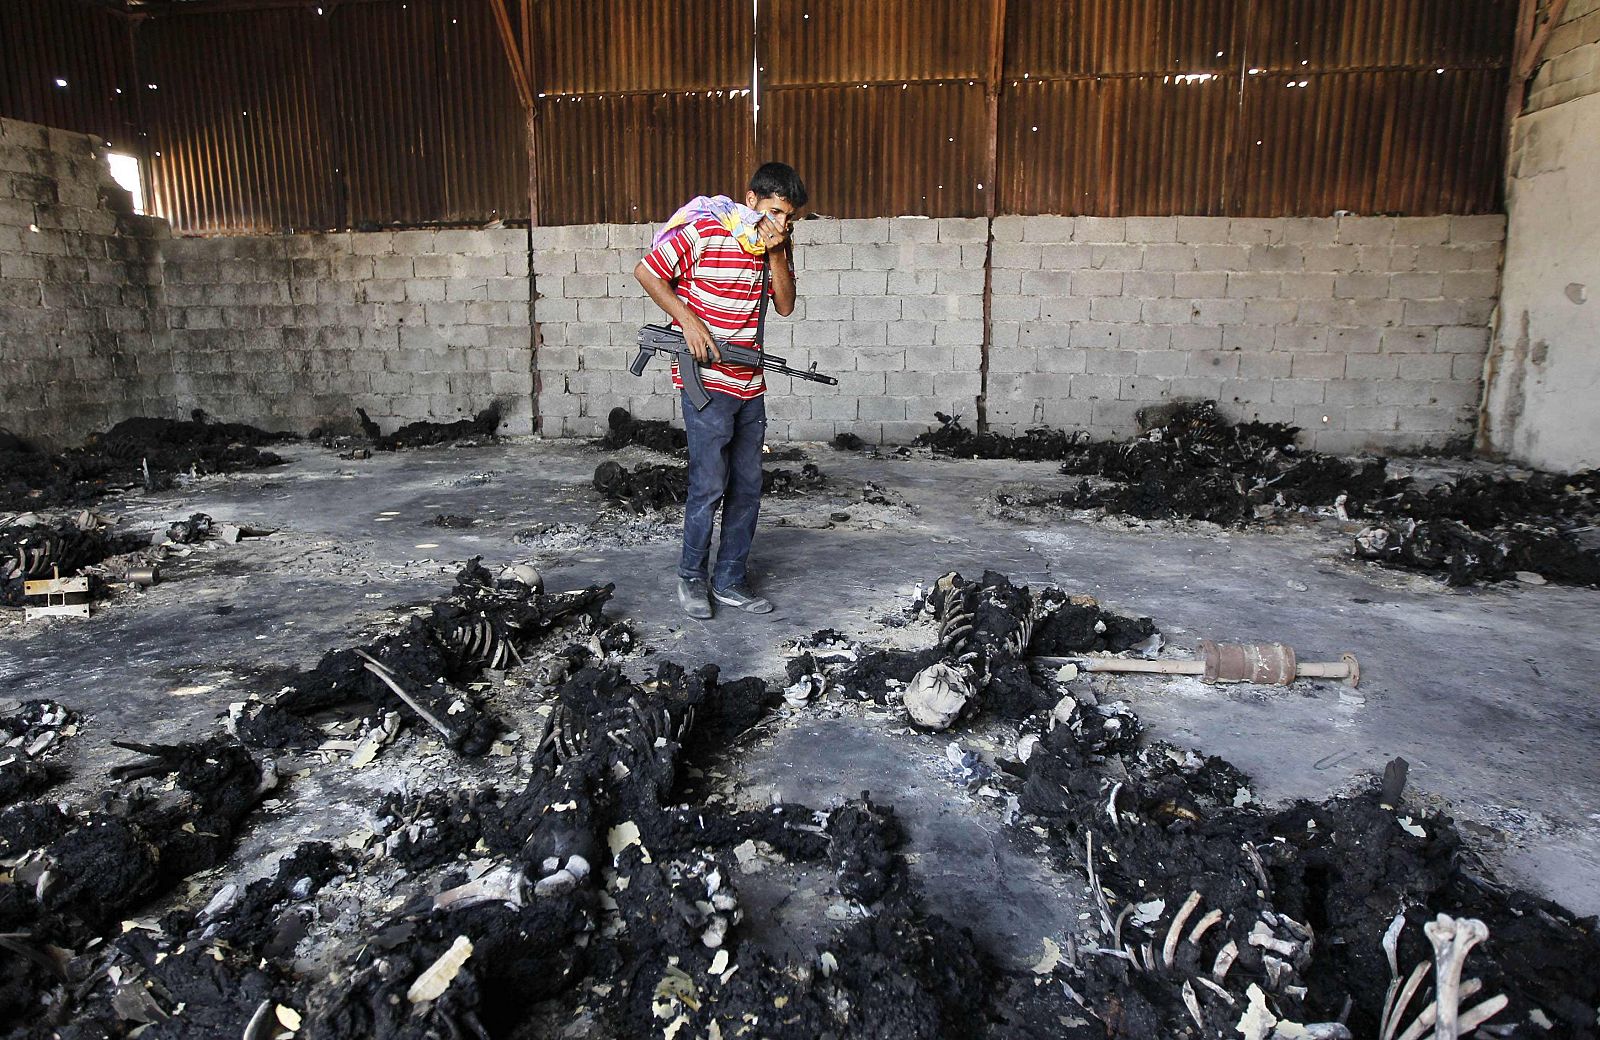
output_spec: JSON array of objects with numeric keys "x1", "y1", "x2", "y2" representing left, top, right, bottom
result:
[{"x1": 631, "y1": 323, "x2": 839, "y2": 411}]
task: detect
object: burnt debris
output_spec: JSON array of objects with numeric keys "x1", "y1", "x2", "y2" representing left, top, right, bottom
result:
[
  {"x1": 0, "y1": 701, "x2": 79, "y2": 809},
  {"x1": 592, "y1": 460, "x2": 826, "y2": 512},
  {"x1": 0, "y1": 412, "x2": 294, "y2": 512},
  {"x1": 356, "y1": 405, "x2": 501, "y2": 451},
  {"x1": 238, "y1": 558, "x2": 617, "y2": 757},
  {"x1": 596, "y1": 406, "x2": 689, "y2": 453},
  {"x1": 2, "y1": 565, "x2": 1597, "y2": 1038},
  {"x1": 919, "y1": 403, "x2": 1600, "y2": 587},
  {"x1": 0, "y1": 517, "x2": 148, "y2": 607}
]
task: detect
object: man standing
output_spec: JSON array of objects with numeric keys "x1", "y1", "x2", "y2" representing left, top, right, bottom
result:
[{"x1": 633, "y1": 163, "x2": 807, "y2": 619}]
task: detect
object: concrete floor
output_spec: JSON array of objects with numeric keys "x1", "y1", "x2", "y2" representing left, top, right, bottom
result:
[{"x1": 3, "y1": 437, "x2": 1597, "y2": 958}]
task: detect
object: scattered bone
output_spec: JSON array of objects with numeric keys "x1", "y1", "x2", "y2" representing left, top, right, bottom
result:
[
  {"x1": 1163, "y1": 890, "x2": 1203, "y2": 969},
  {"x1": 904, "y1": 661, "x2": 976, "y2": 730},
  {"x1": 406, "y1": 935, "x2": 473, "y2": 1004},
  {"x1": 1212, "y1": 939, "x2": 1239, "y2": 981},
  {"x1": 1181, "y1": 979, "x2": 1204, "y2": 1029},
  {"x1": 433, "y1": 865, "x2": 527, "y2": 911},
  {"x1": 1188, "y1": 908, "x2": 1223, "y2": 947}
]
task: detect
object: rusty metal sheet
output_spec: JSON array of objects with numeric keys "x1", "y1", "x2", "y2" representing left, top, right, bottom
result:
[
  {"x1": 438, "y1": 0, "x2": 529, "y2": 224},
  {"x1": 536, "y1": 90, "x2": 753, "y2": 225},
  {"x1": 533, "y1": 0, "x2": 752, "y2": 94},
  {"x1": 1233, "y1": 67, "x2": 1508, "y2": 216},
  {"x1": 761, "y1": 0, "x2": 994, "y2": 85},
  {"x1": 757, "y1": 81, "x2": 987, "y2": 218},
  {"x1": 140, "y1": 9, "x2": 337, "y2": 233},
  {"x1": 0, "y1": 0, "x2": 137, "y2": 151},
  {"x1": 999, "y1": 75, "x2": 1234, "y2": 215},
  {"x1": 1243, "y1": 0, "x2": 1517, "y2": 72},
  {"x1": 1005, "y1": 0, "x2": 1238, "y2": 77}
]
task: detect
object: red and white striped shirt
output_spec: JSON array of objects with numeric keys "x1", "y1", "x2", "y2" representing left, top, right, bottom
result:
[{"x1": 641, "y1": 216, "x2": 773, "y2": 401}]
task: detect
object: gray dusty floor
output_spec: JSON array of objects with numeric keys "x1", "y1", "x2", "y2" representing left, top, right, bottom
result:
[{"x1": 3, "y1": 436, "x2": 1597, "y2": 956}]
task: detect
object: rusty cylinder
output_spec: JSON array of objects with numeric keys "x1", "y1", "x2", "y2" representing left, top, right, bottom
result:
[{"x1": 1199, "y1": 640, "x2": 1297, "y2": 685}]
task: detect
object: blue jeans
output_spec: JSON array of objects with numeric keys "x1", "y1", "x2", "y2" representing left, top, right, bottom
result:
[{"x1": 678, "y1": 390, "x2": 766, "y2": 590}]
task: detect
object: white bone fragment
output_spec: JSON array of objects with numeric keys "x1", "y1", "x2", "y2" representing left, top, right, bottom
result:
[
  {"x1": 1164, "y1": 890, "x2": 1203, "y2": 968},
  {"x1": 406, "y1": 936, "x2": 473, "y2": 1004}
]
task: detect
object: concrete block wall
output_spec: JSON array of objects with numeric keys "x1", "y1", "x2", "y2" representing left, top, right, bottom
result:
[
  {"x1": 534, "y1": 214, "x2": 1503, "y2": 452},
  {"x1": 987, "y1": 215, "x2": 1504, "y2": 453},
  {"x1": 0, "y1": 117, "x2": 174, "y2": 449},
  {"x1": 531, "y1": 218, "x2": 989, "y2": 441},
  {"x1": 1527, "y1": 0, "x2": 1600, "y2": 114},
  {"x1": 160, "y1": 228, "x2": 534, "y2": 436},
  {"x1": 1482, "y1": 1, "x2": 1600, "y2": 472}
]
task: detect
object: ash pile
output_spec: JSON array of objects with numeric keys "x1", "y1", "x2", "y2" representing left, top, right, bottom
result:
[
  {"x1": 596, "y1": 406, "x2": 689, "y2": 454},
  {"x1": 355, "y1": 404, "x2": 502, "y2": 451},
  {"x1": 592, "y1": 459, "x2": 826, "y2": 512},
  {"x1": 917, "y1": 404, "x2": 1600, "y2": 588},
  {"x1": 0, "y1": 412, "x2": 295, "y2": 512}
]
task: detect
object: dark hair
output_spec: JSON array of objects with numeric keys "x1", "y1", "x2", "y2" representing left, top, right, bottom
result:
[{"x1": 749, "y1": 162, "x2": 808, "y2": 209}]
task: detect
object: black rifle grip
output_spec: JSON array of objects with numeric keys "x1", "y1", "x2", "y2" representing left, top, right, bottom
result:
[{"x1": 629, "y1": 347, "x2": 651, "y2": 377}]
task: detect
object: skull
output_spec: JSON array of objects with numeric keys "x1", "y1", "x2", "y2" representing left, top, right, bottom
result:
[{"x1": 904, "y1": 662, "x2": 977, "y2": 731}]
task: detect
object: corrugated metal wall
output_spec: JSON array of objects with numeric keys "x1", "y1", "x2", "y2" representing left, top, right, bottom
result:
[
  {"x1": 0, "y1": 0, "x2": 137, "y2": 152},
  {"x1": 1, "y1": 0, "x2": 1516, "y2": 229},
  {"x1": 530, "y1": 0, "x2": 754, "y2": 226}
]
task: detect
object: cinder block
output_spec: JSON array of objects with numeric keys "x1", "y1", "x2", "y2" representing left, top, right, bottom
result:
[
  {"x1": 1436, "y1": 326, "x2": 1490, "y2": 354},
  {"x1": 1089, "y1": 297, "x2": 1142, "y2": 323},
  {"x1": 1120, "y1": 325, "x2": 1172, "y2": 351},
  {"x1": 1021, "y1": 270, "x2": 1073, "y2": 295},
  {"x1": 840, "y1": 270, "x2": 888, "y2": 295},
  {"x1": 854, "y1": 296, "x2": 901, "y2": 321},
  {"x1": 1090, "y1": 244, "x2": 1144, "y2": 271},
  {"x1": 889, "y1": 218, "x2": 940, "y2": 242},
  {"x1": 1222, "y1": 326, "x2": 1277, "y2": 352},
  {"x1": 1088, "y1": 350, "x2": 1139, "y2": 374},
  {"x1": 1381, "y1": 328, "x2": 1438, "y2": 353},
  {"x1": 1069, "y1": 323, "x2": 1122, "y2": 352},
  {"x1": 1019, "y1": 217, "x2": 1075, "y2": 243},
  {"x1": 1226, "y1": 273, "x2": 1281, "y2": 298},
  {"x1": 1302, "y1": 246, "x2": 1359, "y2": 272},
  {"x1": 1191, "y1": 298, "x2": 1246, "y2": 325},
  {"x1": 990, "y1": 242, "x2": 1041, "y2": 270},
  {"x1": 1449, "y1": 214, "x2": 1506, "y2": 243},
  {"x1": 938, "y1": 218, "x2": 987, "y2": 243},
  {"x1": 838, "y1": 218, "x2": 889, "y2": 243},
  {"x1": 563, "y1": 273, "x2": 609, "y2": 298},
  {"x1": 1170, "y1": 325, "x2": 1223, "y2": 351},
  {"x1": 1125, "y1": 216, "x2": 1177, "y2": 242},
  {"x1": 888, "y1": 270, "x2": 938, "y2": 295},
  {"x1": 1335, "y1": 217, "x2": 1394, "y2": 245},
  {"x1": 1037, "y1": 244, "x2": 1091, "y2": 270},
  {"x1": 1143, "y1": 244, "x2": 1197, "y2": 271},
  {"x1": 1441, "y1": 271, "x2": 1500, "y2": 298},
  {"x1": 852, "y1": 244, "x2": 898, "y2": 270},
  {"x1": 934, "y1": 321, "x2": 983, "y2": 346},
  {"x1": 1075, "y1": 217, "x2": 1126, "y2": 243},
  {"x1": 1123, "y1": 271, "x2": 1175, "y2": 298},
  {"x1": 1141, "y1": 298, "x2": 1192, "y2": 324},
  {"x1": 1290, "y1": 353, "x2": 1346, "y2": 379},
  {"x1": 1175, "y1": 217, "x2": 1232, "y2": 243},
  {"x1": 1245, "y1": 300, "x2": 1299, "y2": 325},
  {"x1": 888, "y1": 320, "x2": 936, "y2": 346},
  {"x1": 993, "y1": 296, "x2": 1041, "y2": 321},
  {"x1": 1325, "y1": 328, "x2": 1381, "y2": 354},
  {"x1": 937, "y1": 269, "x2": 986, "y2": 294},
  {"x1": 1402, "y1": 300, "x2": 1462, "y2": 326},
  {"x1": 1392, "y1": 217, "x2": 1451, "y2": 246},
  {"x1": 804, "y1": 244, "x2": 852, "y2": 269},
  {"x1": 1038, "y1": 347, "x2": 1089, "y2": 373},
  {"x1": 1278, "y1": 272, "x2": 1336, "y2": 299},
  {"x1": 1228, "y1": 219, "x2": 1284, "y2": 245},
  {"x1": 1072, "y1": 270, "x2": 1124, "y2": 296}
]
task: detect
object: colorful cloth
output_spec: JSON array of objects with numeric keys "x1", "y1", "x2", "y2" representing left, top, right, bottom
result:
[
  {"x1": 642, "y1": 216, "x2": 770, "y2": 400},
  {"x1": 653, "y1": 195, "x2": 767, "y2": 257}
]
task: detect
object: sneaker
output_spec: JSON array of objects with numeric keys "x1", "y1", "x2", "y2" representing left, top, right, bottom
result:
[
  {"x1": 677, "y1": 577, "x2": 713, "y2": 619},
  {"x1": 712, "y1": 584, "x2": 774, "y2": 614}
]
